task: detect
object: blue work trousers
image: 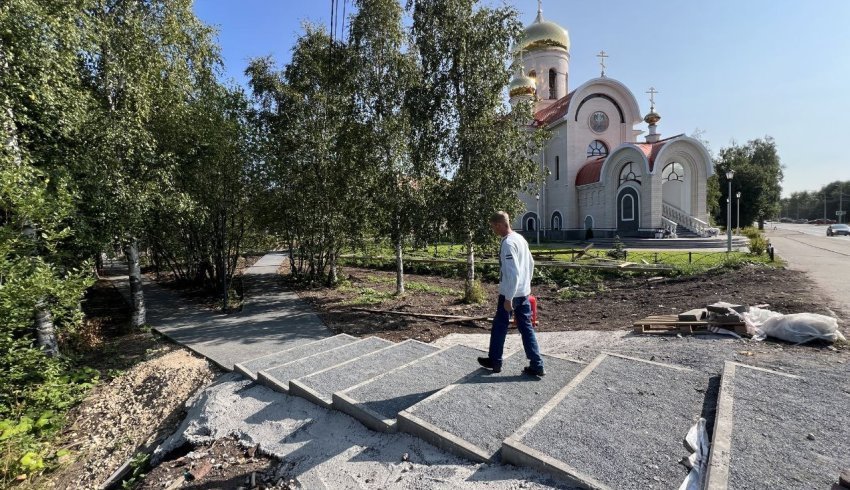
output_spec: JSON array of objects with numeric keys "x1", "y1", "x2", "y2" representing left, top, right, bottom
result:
[{"x1": 488, "y1": 295, "x2": 544, "y2": 370}]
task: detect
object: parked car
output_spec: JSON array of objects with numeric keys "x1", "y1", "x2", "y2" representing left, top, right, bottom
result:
[
  {"x1": 811, "y1": 218, "x2": 836, "y2": 225},
  {"x1": 826, "y1": 224, "x2": 850, "y2": 236}
]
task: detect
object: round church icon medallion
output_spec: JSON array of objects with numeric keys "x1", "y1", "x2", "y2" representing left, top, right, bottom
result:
[{"x1": 589, "y1": 111, "x2": 609, "y2": 133}]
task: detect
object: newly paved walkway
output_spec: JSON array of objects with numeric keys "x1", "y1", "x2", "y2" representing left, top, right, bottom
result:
[{"x1": 120, "y1": 253, "x2": 329, "y2": 370}]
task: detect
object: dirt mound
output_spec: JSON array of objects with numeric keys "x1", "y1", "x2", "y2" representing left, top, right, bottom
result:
[{"x1": 44, "y1": 347, "x2": 217, "y2": 489}]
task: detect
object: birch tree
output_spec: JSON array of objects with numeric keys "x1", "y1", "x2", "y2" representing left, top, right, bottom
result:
[{"x1": 408, "y1": 0, "x2": 542, "y2": 301}]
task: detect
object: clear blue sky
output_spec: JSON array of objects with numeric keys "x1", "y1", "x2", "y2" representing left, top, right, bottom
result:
[{"x1": 193, "y1": 0, "x2": 850, "y2": 196}]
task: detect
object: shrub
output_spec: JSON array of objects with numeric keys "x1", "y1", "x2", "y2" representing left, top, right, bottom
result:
[
  {"x1": 463, "y1": 280, "x2": 487, "y2": 304},
  {"x1": 741, "y1": 226, "x2": 761, "y2": 240},
  {"x1": 749, "y1": 235, "x2": 768, "y2": 255}
]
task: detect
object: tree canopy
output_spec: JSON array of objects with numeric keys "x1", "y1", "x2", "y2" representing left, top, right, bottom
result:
[{"x1": 714, "y1": 137, "x2": 784, "y2": 229}]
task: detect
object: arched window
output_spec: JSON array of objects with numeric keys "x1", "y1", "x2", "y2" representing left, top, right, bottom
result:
[
  {"x1": 662, "y1": 162, "x2": 685, "y2": 182},
  {"x1": 621, "y1": 195, "x2": 635, "y2": 221},
  {"x1": 551, "y1": 212, "x2": 562, "y2": 230},
  {"x1": 619, "y1": 162, "x2": 641, "y2": 186},
  {"x1": 586, "y1": 140, "x2": 608, "y2": 158},
  {"x1": 526, "y1": 217, "x2": 536, "y2": 231},
  {"x1": 528, "y1": 70, "x2": 536, "y2": 78},
  {"x1": 548, "y1": 68, "x2": 557, "y2": 99},
  {"x1": 584, "y1": 215, "x2": 594, "y2": 230},
  {"x1": 555, "y1": 156, "x2": 560, "y2": 180}
]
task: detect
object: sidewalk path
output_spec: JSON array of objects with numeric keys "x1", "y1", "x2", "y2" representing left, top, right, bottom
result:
[{"x1": 144, "y1": 253, "x2": 330, "y2": 370}]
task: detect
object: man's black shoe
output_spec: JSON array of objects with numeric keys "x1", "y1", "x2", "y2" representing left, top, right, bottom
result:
[
  {"x1": 522, "y1": 366, "x2": 546, "y2": 377},
  {"x1": 477, "y1": 357, "x2": 501, "y2": 373}
]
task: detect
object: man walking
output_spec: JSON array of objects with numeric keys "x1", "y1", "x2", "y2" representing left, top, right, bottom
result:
[{"x1": 478, "y1": 211, "x2": 545, "y2": 376}]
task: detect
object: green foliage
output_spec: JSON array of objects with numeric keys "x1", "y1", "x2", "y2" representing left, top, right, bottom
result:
[
  {"x1": 748, "y1": 235, "x2": 768, "y2": 256},
  {"x1": 714, "y1": 137, "x2": 784, "y2": 228},
  {"x1": 463, "y1": 280, "x2": 486, "y2": 304},
  {"x1": 779, "y1": 180, "x2": 849, "y2": 222},
  {"x1": 740, "y1": 226, "x2": 761, "y2": 240},
  {"x1": 606, "y1": 236, "x2": 627, "y2": 260}
]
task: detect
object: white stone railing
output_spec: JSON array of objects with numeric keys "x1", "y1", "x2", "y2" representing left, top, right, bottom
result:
[
  {"x1": 660, "y1": 216, "x2": 678, "y2": 237},
  {"x1": 662, "y1": 203, "x2": 716, "y2": 237}
]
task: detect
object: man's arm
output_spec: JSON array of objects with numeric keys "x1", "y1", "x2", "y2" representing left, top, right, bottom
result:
[{"x1": 499, "y1": 241, "x2": 520, "y2": 307}]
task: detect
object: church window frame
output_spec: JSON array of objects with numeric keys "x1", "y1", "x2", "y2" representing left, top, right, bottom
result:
[
  {"x1": 551, "y1": 211, "x2": 562, "y2": 230},
  {"x1": 619, "y1": 161, "x2": 641, "y2": 186},
  {"x1": 621, "y1": 194, "x2": 635, "y2": 221},
  {"x1": 586, "y1": 140, "x2": 609, "y2": 158},
  {"x1": 548, "y1": 68, "x2": 557, "y2": 99},
  {"x1": 526, "y1": 216, "x2": 536, "y2": 231},
  {"x1": 662, "y1": 162, "x2": 685, "y2": 182}
]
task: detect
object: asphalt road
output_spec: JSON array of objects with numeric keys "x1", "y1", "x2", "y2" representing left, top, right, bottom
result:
[{"x1": 765, "y1": 222, "x2": 850, "y2": 319}]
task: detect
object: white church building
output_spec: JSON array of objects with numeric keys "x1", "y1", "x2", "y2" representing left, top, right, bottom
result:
[{"x1": 509, "y1": 3, "x2": 714, "y2": 239}]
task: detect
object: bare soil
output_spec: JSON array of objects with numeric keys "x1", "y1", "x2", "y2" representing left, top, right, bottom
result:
[
  {"x1": 28, "y1": 279, "x2": 219, "y2": 490},
  {"x1": 295, "y1": 264, "x2": 843, "y2": 343},
  {"x1": 140, "y1": 437, "x2": 292, "y2": 490}
]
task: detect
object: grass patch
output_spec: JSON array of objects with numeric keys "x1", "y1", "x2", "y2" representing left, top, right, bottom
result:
[
  {"x1": 339, "y1": 286, "x2": 395, "y2": 306},
  {"x1": 404, "y1": 281, "x2": 459, "y2": 296}
]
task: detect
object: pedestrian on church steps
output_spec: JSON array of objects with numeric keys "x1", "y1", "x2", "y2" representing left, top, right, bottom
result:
[{"x1": 478, "y1": 211, "x2": 545, "y2": 376}]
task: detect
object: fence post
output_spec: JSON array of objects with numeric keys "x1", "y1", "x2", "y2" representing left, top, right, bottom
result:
[
  {"x1": 654, "y1": 252, "x2": 658, "y2": 263},
  {"x1": 689, "y1": 251, "x2": 692, "y2": 264}
]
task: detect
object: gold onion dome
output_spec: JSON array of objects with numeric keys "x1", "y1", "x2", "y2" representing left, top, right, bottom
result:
[
  {"x1": 518, "y1": 10, "x2": 570, "y2": 52},
  {"x1": 509, "y1": 73, "x2": 536, "y2": 98},
  {"x1": 644, "y1": 111, "x2": 661, "y2": 125}
]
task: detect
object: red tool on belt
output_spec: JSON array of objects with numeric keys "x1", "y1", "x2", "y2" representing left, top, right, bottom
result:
[{"x1": 510, "y1": 295, "x2": 539, "y2": 328}]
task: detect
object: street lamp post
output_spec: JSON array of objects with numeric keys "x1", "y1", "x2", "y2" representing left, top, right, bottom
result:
[
  {"x1": 726, "y1": 170, "x2": 735, "y2": 252},
  {"x1": 535, "y1": 194, "x2": 540, "y2": 246},
  {"x1": 736, "y1": 191, "x2": 741, "y2": 235}
]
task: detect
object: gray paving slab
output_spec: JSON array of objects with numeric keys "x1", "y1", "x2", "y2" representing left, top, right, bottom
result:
[
  {"x1": 334, "y1": 345, "x2": 485, "y2": 433},
  {"x1": 397, "y1": 353, "x2": 584, "y2": 463},
  {"x1": 257, "y1": 337, "x2": 393, "y2": 394},
  {"x1": 706, "y1": 362, "x2": 850, "y2": 490},
  {"x1": 234, "y1": 334, "x2": 358, "y2": 380},
  {"x1": 289, "y1": 340, "x2": 439, "y2": 408},
  {"x1": 146, "y1": 253, "x2": 330, "y2": 370},
  {"x1": 503, "y1": 353, "x2": 710, "y2": 490}
]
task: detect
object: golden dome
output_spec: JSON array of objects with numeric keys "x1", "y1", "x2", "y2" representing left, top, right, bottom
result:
[
  {"x1": 509, "y1": 73, "x2": 536, "y2": 98},
  {"x1": 644, "y1": 111, "x2": 661, "y2": 125},
  {"x1": 518, "y1": 11, "x2": 570, "y2": 53}
]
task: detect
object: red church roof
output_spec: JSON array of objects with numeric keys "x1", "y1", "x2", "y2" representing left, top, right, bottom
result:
[
  {"x1": 575, "y1": 156, "x2": 605, "y2": 186},
  {"x1": 634, "y1": 134, "x2": 684, "y2": 171},
  {"x1": 575, "y1": 134, "x2": 686, "y2": 186},
  {"x1": 533, "y1": 90, "x2": 576, "y2": 127}
]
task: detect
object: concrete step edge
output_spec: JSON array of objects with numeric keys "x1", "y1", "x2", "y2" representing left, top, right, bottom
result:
[
  {"x1": 234, "y1": 333, "x2": 357, "y2": 380},
  {"x1": 256, "y1": 337, "x2": 390, "y2": 393}
]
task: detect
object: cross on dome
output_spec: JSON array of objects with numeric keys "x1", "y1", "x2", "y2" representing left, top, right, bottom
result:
[
  {"x1": 646, "y1": 86, "x2": 659, "y2": 111},
  {"x1": 596, "y1": 50, "x2": 608, "y2": 77}
]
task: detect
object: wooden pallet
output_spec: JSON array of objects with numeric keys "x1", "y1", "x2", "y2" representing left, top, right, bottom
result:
[{"x1": 633, "y1": 315, "x2": 748, "y2": 336}]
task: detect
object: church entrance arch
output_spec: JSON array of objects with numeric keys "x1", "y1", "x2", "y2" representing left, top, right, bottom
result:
[
  {"x1": 617, "y1": 187, "x2": 640, "y2": 234},
  {"x1": 661, "y1": 162, "x2": 689, "y2": 213}
]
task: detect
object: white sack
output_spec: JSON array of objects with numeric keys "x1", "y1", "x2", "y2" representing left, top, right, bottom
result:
[{"x1": 745, "y1": 307, "x2": 846, "y2": 344}]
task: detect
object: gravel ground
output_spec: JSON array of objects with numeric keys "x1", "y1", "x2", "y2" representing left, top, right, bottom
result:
[
  {"x1": 236, "y1": 334, "x2": 356, "y2": 379},
  {"x1": 728, "y1": 365, "x2": 850, "y2": 489},
  {"x1": 153, "y1": 373, "x2": 566, "y2": 489},
  {"x1": 342, "y1": 344, "x2": 485, "y2": 423},
  {"x1": 295, "y1": 340, "x2": 438, "y2": 404},
  {"x1": 520, "y1": 355, "x2": 710, "y2": 489},
  {"x1": 43, "y1": 346, "x2": 217, "y2": 489},
  {"x1": 404, "y1": 353, "x2": 584, "y2": 459},
  {"x1": 260, "y1": 337, "x2": 392, "y2": 391}
]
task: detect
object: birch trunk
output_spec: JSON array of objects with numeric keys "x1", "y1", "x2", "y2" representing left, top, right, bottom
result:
[
  {"x1": 394, "y1": 238, "x2": 405, "y2": 295},
  {"x1": 35, "y1": 300, "x2": 59, "y2": 357},
  {"x1": 124, "y1": 239, "x2": 147, "y2": 328},
  {"x1": 465, "y1": 236, "x2": 475, "y2": 298}
]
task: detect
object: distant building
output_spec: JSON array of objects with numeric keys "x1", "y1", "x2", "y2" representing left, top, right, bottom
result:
[{"x1": 509, "y1": 3, "x2": 713, "y2": 239}]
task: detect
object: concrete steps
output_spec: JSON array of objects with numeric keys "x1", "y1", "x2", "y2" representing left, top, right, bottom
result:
[
  {"x1": 333, "y1": 344, "x2": 486, "y2": 433},
  {"x1": 234, "y1": 334, "x2": 357, "y2": 380},
  {"x1": 502, "y1": 353, "x2": 710, "y2": 489},
  {"x1": 257, "y1": 337, "x2": 393, "y2": 394},
  {"x1": 397, "y1": 353, "x2": 585, "y2": 463},
  {"x1": 289, "y1": 340, "x2": 439, "y2": 408},
  {"x1": 704, "y1": 362, "x2": 849, "y2": 490}
]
